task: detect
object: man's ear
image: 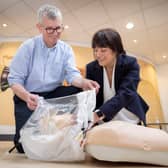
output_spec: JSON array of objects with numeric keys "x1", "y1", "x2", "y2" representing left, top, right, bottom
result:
[{"x1": 36, "y1": 23, "x2": 42, "y2": 33}]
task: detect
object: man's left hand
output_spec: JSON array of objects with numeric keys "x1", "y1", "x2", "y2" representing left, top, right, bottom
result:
[{"x1": 82, "y1": 78, "x2": 100, "y2": 94}]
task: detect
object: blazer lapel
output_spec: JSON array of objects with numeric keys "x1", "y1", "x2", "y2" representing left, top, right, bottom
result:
[
  {"x1": 94, "y1": 61, "x2": 103, "y2": 88},
  {"x1": 115, "y1": 54, "x2": 124, "y2": 91},
  {"x1": 94, "y1": 61, "x2": 104, "y2": 108}
]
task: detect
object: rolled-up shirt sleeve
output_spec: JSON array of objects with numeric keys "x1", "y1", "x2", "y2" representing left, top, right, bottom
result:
[
  {"x1": 8, "y1": 43, "x2": 30, "y2": 87},
  {"x1": 64, "y1": 46, "x2": 81, "y2": 84}
]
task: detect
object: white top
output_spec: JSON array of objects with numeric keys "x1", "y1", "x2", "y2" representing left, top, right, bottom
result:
[{"x1": 103, "y1": 61, "x2": 139, "y2": 124}]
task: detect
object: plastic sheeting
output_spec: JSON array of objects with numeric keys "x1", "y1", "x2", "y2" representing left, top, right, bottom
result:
[{"x1": 20, "y1": 90, "x2": 96, "y2": 161}]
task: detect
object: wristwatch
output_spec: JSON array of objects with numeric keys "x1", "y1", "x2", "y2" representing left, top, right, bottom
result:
[{"x1": 95, "y1": 109, "x2": 104, "y2": 118}]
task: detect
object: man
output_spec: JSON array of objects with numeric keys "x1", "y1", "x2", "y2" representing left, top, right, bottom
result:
[{"x1": 8, "y1": 4, "x2": 99, "y2": 153}]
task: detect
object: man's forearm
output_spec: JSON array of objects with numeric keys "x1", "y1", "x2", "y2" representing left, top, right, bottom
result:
[
  {"x1": 71, "y1": 76, "x2": 84, "y2": 88},
  {"x1": 10, "y1": 84, "x2": 29, "y2": 102}
]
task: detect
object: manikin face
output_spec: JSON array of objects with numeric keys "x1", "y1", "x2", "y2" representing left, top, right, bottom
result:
[
  {"x1": 37, "y1": 16, "x2": 63, "y2": 48},
  {"x1": 93, "y1": 47, "x2": 116, "y2": 67}
]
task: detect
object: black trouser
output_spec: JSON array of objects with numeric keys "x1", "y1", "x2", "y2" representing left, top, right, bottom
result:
[{"x1": 13, "y1": 86, "x2": 82, "y2": 153}]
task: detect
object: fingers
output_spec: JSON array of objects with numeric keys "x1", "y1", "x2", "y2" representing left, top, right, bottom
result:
[
  {"x1": 90, "y1": 80, "x2": 100, "y2": 93},
  {"x1": 80, "y1": 138, "x2": 87, "y2": 148},
  {"x1": 83, "y1": 79, "x2": 100, "y2": 93},
  {"x1": 93, "y1": 112, "x2": 101, "y2": 124},
  {"x1": 27, "y1": 94, "x2": 39, "y2": 111}
]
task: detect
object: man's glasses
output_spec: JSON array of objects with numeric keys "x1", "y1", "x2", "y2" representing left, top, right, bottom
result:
[{"x1": 44, "y1": 25, "x2": 64, "y2": 34}]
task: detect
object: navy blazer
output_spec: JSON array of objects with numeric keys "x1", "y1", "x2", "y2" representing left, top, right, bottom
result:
[{"x1": 86, "y1": 54, "x2": 149, "y2": 125}]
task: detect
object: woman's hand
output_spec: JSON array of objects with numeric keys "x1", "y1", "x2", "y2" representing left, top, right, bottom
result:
[
  {"x1": 93, "y1": 111, "x2": 105, "y2": 124},
  {"x1": 93, "y1": 112, "x2": 101, "y2": 123}
]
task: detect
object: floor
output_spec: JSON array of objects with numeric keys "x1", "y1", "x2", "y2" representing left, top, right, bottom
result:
[{"x1": 0, "y1": 142, "x2": 163, "y2": 168}]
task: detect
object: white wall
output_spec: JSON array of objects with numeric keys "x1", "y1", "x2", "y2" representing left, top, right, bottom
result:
[{"x1": 156, "y1": 64, "x2": 168, "y2": 122}]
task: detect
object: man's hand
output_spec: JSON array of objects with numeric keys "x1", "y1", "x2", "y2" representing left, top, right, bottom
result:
[
  {"x1": 26, "y1": 93, "x2": 39, "y2": 111},
  {"x1": 82, "y1": 78, "x2": 100, "y2": 94},
  {"x1": 72, "y1": 77, "x2": 100, "y2": 94},
  {"x1": 11, "y1": 84, "x2": 39, "y2": 111}
]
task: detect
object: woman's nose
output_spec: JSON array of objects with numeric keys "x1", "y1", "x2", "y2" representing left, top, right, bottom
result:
[{"x1": 95, "y1": 51, "x2": 102, "y2": 58}]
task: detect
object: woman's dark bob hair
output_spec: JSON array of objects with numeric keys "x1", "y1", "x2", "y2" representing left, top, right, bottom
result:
[{"x1": 92, "y1": 28, "x2": 126, "y2": 56}]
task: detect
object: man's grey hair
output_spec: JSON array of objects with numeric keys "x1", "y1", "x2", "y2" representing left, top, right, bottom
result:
[{"x1": 37, "y1": 4, "x2": 62, "y2": 24}]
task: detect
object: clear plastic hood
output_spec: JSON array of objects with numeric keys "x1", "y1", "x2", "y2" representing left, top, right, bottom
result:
[{"x1": 20, "y1": 89, "x2": 96, "y2": 161}]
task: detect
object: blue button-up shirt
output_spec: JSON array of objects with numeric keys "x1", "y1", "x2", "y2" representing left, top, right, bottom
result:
[{"x1": 8, "y1": 35, "x2": 81, "y2": 92}]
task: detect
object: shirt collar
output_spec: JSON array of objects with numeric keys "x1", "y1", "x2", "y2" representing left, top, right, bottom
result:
[{"x1": 40, "y1": 35, "x2": 58, "y2": 50}]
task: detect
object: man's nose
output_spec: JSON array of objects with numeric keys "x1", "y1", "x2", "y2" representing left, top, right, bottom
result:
[{"x1": 53, "y1": 30, "x2": 59, "y2": 35}]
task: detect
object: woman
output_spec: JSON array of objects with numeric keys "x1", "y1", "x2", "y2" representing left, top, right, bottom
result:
[{"x1": 86, "y1": 28, "x2": 149, "y2": 125}]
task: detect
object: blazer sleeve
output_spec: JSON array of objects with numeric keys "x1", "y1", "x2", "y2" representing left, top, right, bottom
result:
[{"x1": 99, "y1": 57, "x2": 140, "y2": 121}]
